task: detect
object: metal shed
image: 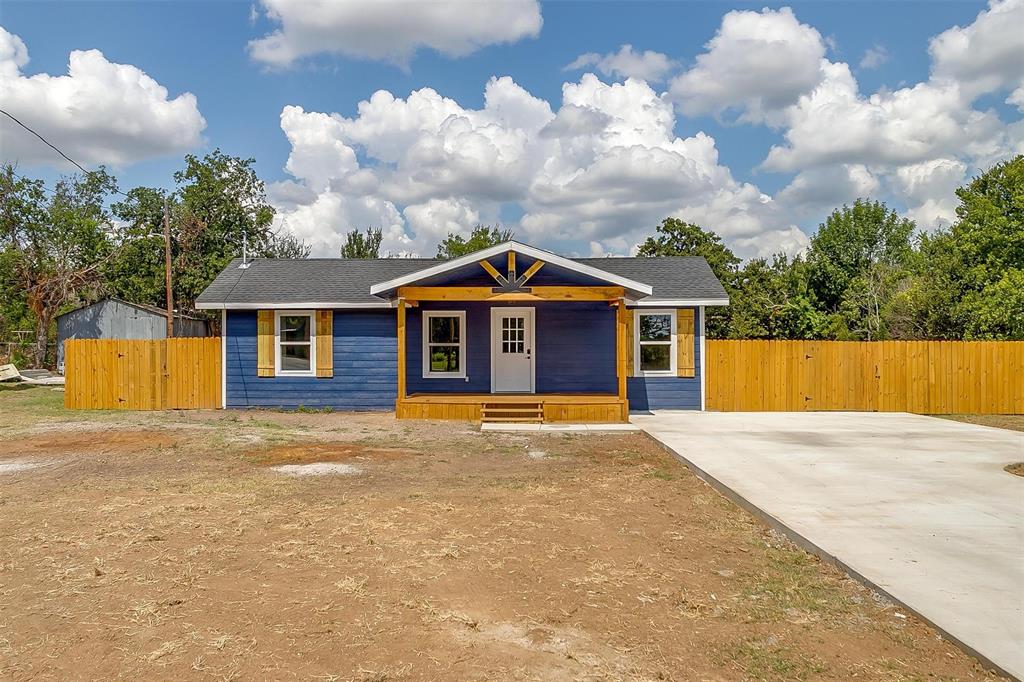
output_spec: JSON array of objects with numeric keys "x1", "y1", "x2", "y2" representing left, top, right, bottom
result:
[{"x1": 56, "y1": 298, "x2": 209, "y2": 369}]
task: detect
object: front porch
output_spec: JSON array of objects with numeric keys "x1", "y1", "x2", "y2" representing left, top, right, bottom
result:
[
  {"x1": 396, "y1": 392, "x2": 628, "y2": 423},
  {"x1": 385, "y1": 246, "x2": 639, "y2": 423}
]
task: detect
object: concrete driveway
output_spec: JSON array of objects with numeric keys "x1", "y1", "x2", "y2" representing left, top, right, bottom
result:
[{"x1": 631, "y1": 411, "x2": 1024, "y2": 680}]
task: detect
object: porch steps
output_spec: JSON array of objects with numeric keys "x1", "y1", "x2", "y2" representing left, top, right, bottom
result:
[{"x1": 480, "y1": 402, "x2": 544, "y2": 423}]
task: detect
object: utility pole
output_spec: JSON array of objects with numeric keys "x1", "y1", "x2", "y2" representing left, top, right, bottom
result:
[{"x1": 163, "y1": 195, "x2": 174, "y2": 338}]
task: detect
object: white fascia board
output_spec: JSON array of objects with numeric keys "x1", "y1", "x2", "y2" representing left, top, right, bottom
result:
[
  {"x1": 195, "y1": 301, "x2": 395, "y2": 310},
  {"x1": 368, "y1": 240, "x2": 653, "y2": 297},
  {"x1": 629, "y1": 298, "x2": 730, "y2": 307}
]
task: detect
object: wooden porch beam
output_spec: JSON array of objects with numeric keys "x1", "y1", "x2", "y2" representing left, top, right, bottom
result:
[
  {"x1": 507, "y1": 251, "x2": 516, "y2": 281},
  {"x1": 518, "y1": 260, "x2": 545, "y2": 286},
  {"x1": 479, "y1": 260, "x2": 508, "y2": 286},
  {"x1": 616, "y1": 301, "x2": 628, "y2": 416},
  {"x1": 398, "y1": 285, "x2": 625, "y2": 302},
  {"x1": 396, "y1": 300, "x2": 407, "y2": 401}
]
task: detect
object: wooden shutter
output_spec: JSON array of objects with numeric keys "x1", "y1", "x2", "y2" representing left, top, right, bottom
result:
[
  {"x1": 315, "y1": 310, "x2": 333, "y2": 378},
  {"x1": 677, "y1": 308, "x2": 695, "y2": 377},
  {"x1": 625, "y1": 311, "x2": 634, "y2": 377},
  {"x1": 257, "y1": 310, "x2": 275, "y2": 377}
]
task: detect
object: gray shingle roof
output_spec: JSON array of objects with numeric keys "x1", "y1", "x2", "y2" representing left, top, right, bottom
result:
[
  {"x1": 575, "y1": 257, "x2": 728, "y2": 302},
  {"x1": 196, "y1": 255, "x2": 727, "y2": 307}
]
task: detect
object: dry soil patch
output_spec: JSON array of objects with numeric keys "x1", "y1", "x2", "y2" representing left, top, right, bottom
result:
[
  {"x1": 0, "y1": 393, "x2": 1004, "y2": 681},
  {"x1": 4, "y1": 429, "x2": 179, "y2": 456}
]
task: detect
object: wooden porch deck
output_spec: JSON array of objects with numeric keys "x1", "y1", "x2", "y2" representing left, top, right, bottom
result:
[{"x1": 396, "y1": 393, "x2": 628, "y2": 423}]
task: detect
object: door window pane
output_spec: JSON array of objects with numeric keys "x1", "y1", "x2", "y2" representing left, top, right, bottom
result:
[{"x1": 501, "y1": 316, "x2": 525, "y2": 353}]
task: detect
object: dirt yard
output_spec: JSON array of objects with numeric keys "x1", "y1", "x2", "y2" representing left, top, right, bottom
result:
[
  {"x1": 939, "y1": 414, "x2": 1024, "y2": 433},
  {"x1": 0, "y1": 385, "x2": 1004, "y2": 681}
]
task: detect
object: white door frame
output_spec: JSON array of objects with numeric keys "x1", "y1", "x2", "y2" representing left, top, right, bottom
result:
[{"x1": 489, "y1": 307, "x2": 536, "y2": 393}]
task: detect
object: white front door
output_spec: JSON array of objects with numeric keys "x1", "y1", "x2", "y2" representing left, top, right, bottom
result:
[{"x1": 491, "y1": 307, "x2": 535, "y2": 393}]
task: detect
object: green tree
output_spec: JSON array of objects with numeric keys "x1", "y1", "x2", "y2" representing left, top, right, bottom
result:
[
  {"x1": 340, "y1": 227, "x2": 383, "y2": 258},
  {"x1": 105, "y1": 186, "x2": 168, "y2": 307},
  {"x1": 107, "y1": 150, "x2": 294, "y2": 313},
  {"x1": 636, "y1": 218, "x2": 741, "y2": 337},
  {"x1": 0, "y1": 244, "x2": 35, "y2": 365},
  {"x1": 962, "y1": 269, "x2": 1024, "y2": 339},
  {"x1": 436, "y1": 225, "x2": 514, "y2": 259},
  {"x1": 903, "y1": 155, "x2": 1024, "y2": 339},
  {"x1": 729, "y1": 255, "x2": 825, "y2": 339},
  {"x1": 173, "y1": 150, "x2": 277, "y2": 311},
  {"x1": 0, "y1": 165, "x2": 118, "y2": 366},
  {"x1": 805, "y1": 199, "x2": 915, "y2": 339},
  {"x1": 267, "y1": 231, "x2": 311, "y2": 259},
  {"x1": 637, "y1": 218, "x2": 741, "y2": 283}
]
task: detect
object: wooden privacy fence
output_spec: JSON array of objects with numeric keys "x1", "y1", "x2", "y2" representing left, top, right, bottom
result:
[
  {"x1": 64, "y1": 338, "x2": 221, "y2": 410},
  {"x1": 706, "y1": 340, "x2": 1024, "y2": 414}
]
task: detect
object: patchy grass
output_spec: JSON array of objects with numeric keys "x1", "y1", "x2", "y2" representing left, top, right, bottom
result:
[
  {"x1": 0, "y1": 383, "x2": 67, "y2": 415},
  {"x1": 0, "y1": 381, "x2": 38, "y2": 392},
  {"x1": 0, "y1": 390, "x2": 1005, "y2": 681},
  {"x1": 737, "y1": 545, "x2": 854, "y2": 624},
  {"x1": 647, "y1": 467, "x2": 677, "y2": 481},
  {"x1": 1004, "y1": 462, "x2": 1024, "y2": 477},
  {"x1": 939, "y1": 414, "x2": 1024, "y2": 433},
  {"x1": 720, "y1": 636, "x2": 828, "y2": 681}
]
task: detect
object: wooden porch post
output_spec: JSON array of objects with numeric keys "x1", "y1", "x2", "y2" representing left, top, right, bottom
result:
[
  {"x1": 616, "y1": 301, "x2": 628, "y2": 419},
  {"x1": 397, "y1": 300, "x2": 407, "y2": 402}
]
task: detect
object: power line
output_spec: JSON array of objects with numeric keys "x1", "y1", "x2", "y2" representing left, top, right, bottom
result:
[
  {"x1": 1, "y1": 109, "x2": 93, "y2": 177},
  {"x1": 1, "y1": 107, "x2": 131, "y2": 197}
]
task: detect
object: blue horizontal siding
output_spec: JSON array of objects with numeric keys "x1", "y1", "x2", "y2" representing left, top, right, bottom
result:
[
  {"x1": 406, "y1": 302, "x2": 491, "y2": 393},
  {"x1": 225, "y1": 303, "x2": 705, "y2": 411},
  {"x1": 226, "y1": 310, "x2": 397, "y2": 410},
  {"x1": 627, "y1": 307, "x2": 702, "y2": 411},
  {"x1": 536, "y1": 303, "x2": 616, "y2": 393},
  {"x1": 407, "y1": 302, "x2": 616, "y2": 394}
]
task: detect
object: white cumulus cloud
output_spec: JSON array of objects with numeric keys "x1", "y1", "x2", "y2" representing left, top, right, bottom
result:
[
  {"x1": 761, "y1": 62, "x2": 1009, "y2": 172},
  {"x1": 267, "y1": 2, "x2": 1023, "y2": 259},
  {"x1": 891, "y1": 158, "x2": 967, "y2": 229},
  {"x1": 270, "y1": 74, "x2": 807, "y2": 259},
  {"x1": 663, "y1": 2, "x2": 1021, "y2": 234},
  {"x1": 565, "y1": 44, "x2": 677, "y2": 82},
  {"x1": 746, "y1": 2, "x2": 1022, "y2": 229},
  {"x1": 859, "y1": 44, "x2": 889, "y2": 70},
  {"x1": 669, "y1": 7, "x2": 828, "y2": 124},
  {"x1": 929, "y1": 0, "x2": 1024, "y2": 100},
  {"x1": 0, "y1": 26, "x2": 205, "y2": 168},
  {"x1": 248, "y1": 0, "x2": 542, "y2": 68},
  {"x1": 777, "y1": 164, "x2": 880, "y2": 217}
]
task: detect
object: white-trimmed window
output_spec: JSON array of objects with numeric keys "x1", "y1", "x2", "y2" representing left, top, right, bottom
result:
[
  {"x1": 423, "y1": 311, "x2": 466, "y2": 378},
  {"x1": 634, "y1": 309, "x2": 676, "y2": 376},
  {"x1": 275, "y1": 310, "x2": 315, "y2": 376}
]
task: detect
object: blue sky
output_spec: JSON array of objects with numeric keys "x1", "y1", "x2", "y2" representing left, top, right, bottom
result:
[{"x1": 2, "y1": 1, "x2": 1021, "y2": 258}]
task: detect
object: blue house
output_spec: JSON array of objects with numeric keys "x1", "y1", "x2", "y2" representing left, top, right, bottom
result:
[{"x1": 196, "y1": 241, "x2": 728, "y2": 423}]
